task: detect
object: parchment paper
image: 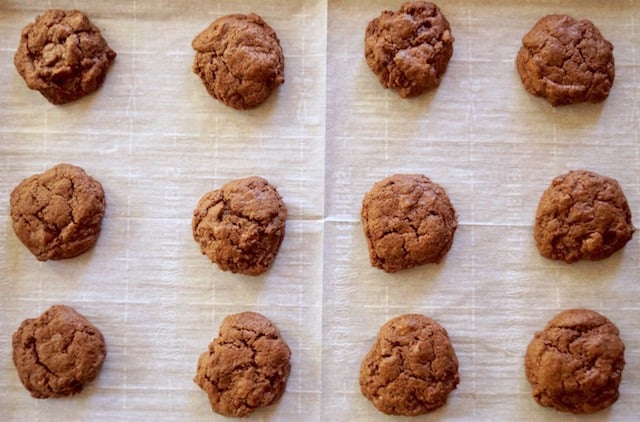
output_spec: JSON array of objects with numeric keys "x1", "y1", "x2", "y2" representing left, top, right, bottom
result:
[{"x1": 1, "y1": 1, "x2": 639, "y2": 421}]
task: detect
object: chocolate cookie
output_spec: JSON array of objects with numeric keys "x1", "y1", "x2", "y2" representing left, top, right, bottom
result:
[
  {"x1": 194, "y1": 312, "x2": 291, "y2": 417},
  {"x1": 192, "y1": 176, "x2": 287, "y2": 275},
  {"x1": 361, "y1": 174, "x2": 457, "y2": 273},
  {"x1": 364, "y1": 1, "x2": 454, "y2": 98},
  {"x1": 360, "y1": 314, "x2": 459, "y2": 416},
  {"x1": 516, "y1": 14, "x2": 614, "y2": 106},
  {"x1": 192, "y1": 13, "x2": 285, "y2": 109},
  {"x1": 525, "y1": 309, "x2": 625, "y2": 414},
  {"x1": 10, "y1": 163, "x2": 106, "y2": 261},
  {"x1": 534, "y1": 170, "x2": 634, "y2": 263},
  {"x1": 12, "y1": 305, "x2": 106, "y2": 398},
  {"x1": 14, "y1": 9, "x2": 116, "y2": 104}
]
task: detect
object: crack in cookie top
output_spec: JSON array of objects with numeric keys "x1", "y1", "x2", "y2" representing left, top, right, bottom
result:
[
  {"x1": 361, "y1": 174, "x2": 457, "y2": 272},
  {"x1": 517, "y1": 14, "x2": 614, "y2": 106},
  {"x1": 192, "y1": 176, "x2": 287, "y2": 275},
  {"x1": 12, "y1": 305, "x2": 106, "y2": 398},
  {"x1": 360, "y1": 314, "x2": 459, "y2": 416},
  {"x1": 10, "y1": 163, "x2": 106, "y2": 261},
  {"x1": 192, "y1": 13, "x2": 285, "y2": 109},
  {"x1": 534, "y1": 170, "x2": 634, "y2": 263},
  {"x1": 525, "y1": 309, "x2": 625, "y2": 414},
  {"x1": 193, "y1": 312, "x2": 291, "y2": 417},
  {"x1": 14, "y1": 9, "x2": 116, "y2": 104},
  {"x1": 365, "y1": 1, "x2": 454, "y2": 98}
]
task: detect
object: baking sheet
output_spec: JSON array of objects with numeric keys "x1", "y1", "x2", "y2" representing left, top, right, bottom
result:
[{"x1": 1, "y1": 0, "x2": 639, "y2": 420}]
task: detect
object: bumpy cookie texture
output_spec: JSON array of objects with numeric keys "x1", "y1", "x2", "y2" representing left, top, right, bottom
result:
[
  {"x1": 12, "y1": 305, "x2": 106, "y2": 398},
  {"x1": 192, "y1": 176, "x2": 287, "y2": 275},
  {"x1": 194, "y1": 312, "x2": 291, "y2": 417},
  {"x1": 360, "y1": 314, "x2": 459, "y2": 416},
  {"x1": 534, "y1": 170, "x2": 634, "y2": 263},
  {"x1": 192, "y1": 13, "x2": 285, "y2": 109},
  {"x1": 14, "y1": 9, "x2": 116, "y2": 104},
  {"x1": 361, "y1": 174, "x2": 457, "y2": 273},
  {"x1": 10, "y1": 163, "x2": 106, "y2": 261},
  {"x1": 517, "y1": 15, "x2": 614, "y2": 106},
  {"x1": 365, "y1": 1, "x2": 454, "y2": 98},
  {"x1": 525, "y1": 309, "x2": 625, "y2": 414}
]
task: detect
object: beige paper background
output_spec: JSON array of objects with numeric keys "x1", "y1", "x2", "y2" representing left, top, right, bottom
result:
[{"x1": 1, "y1": 1, "x2": 639, "y2": 421}]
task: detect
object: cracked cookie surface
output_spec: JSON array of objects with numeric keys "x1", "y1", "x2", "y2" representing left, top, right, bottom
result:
[
  {"x1": 364, "y1": 1, "x2": 454, "y2": 98},
  {"x1": 361, "y1": 174, "x2": 457, "y2": 273},
  {"x1": 194, "y1": 312, "x2": 291, "y2": 417},
  {"x1": 360, "y1": 314, "x2": 459, "y2": 416},
  {"x1": 192, "y1": 13, "x2": 285, "y2": 109},
  {"x1": 534, "y1": 170, "x2": 634, "y2": 263},
  {"x1": 192, "y1": 176, "x2": 287, "y2": 276},
  {"x1": 12, "y1": 305, "x2": 106, "y2": 398},
  {"x1": 14, "y1": 9, "x2": 116, "y2": 104},
  {"x1": 516, "y1": 14, "x2": 614, "y2": 106},
  {"x1": 525, "y1": 309, "x2": 625, "y2": 414},
  {"x1": 10, "y1": 163, "x2": 106, "y2": 261}
]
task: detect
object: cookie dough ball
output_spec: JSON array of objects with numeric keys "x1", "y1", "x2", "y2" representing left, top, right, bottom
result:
[
  {"x1": 516, "y1": 15, "x2": 614, "y2": 106},
  {"x1": 14, "y1": 9, "x2": 116, "y2": 105},
  {"x1": 192, "y1": 13, "x2": 285, "y2": 109},
  {"x1": 12, "y1": 305, "x2": 106, "y2": 398},
  {"x1": 10, "y1": 163, "x2": 106, "y2": 261},
  {"x1": 361, "y1": 174, "x2": 457, "y2": 273},
  {"x1": 192, "y1": 176, "x2": 287, "y2": 275},
  {"x1": 364, "y1": 1, "x2": 454, "y2": 98},
  {"x1": 360, "y1": 314, "x2": 459, "y2": 416},
  {"x1": 194, "y1": 312, "x2": 291, "y2": 417},
  {"x1": 525, "y1": 309, "x2": 625, "y2": 414},
  {"x1": 534, "y1": 170, "x2": 634, "y2": 263}
]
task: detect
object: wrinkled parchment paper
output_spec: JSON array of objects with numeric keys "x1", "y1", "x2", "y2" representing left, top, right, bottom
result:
[{"x1": 1, "y1": 1, "x2": 639, "y2": 420}]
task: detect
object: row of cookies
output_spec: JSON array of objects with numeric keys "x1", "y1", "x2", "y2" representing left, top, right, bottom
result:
[
  {"x1": 11, "y1": 305, "x2": 291, "y2": 417},
  {"x1": 362, "y1": 171, "x2": 635, "y2": 273},
  {"x1": 9, "y1": 164, "x2": 635, "y2": 269},
  {"x1": 361, "y1": 308, "x2": 626, "y2": 416},
  {"x1": 12, "y1": 303, "x2": 626, "y2": 416},
  {"x1": 365, "y1": 2, "x2": 615, "y2": 106},
  {"x1": 13, "y1": 4, "x2": 616, "y2": 109},
  {"x1": 12, "y1": 9, "x2": 283, "y2": 108},
  {"x1": 7, "y1": 164, "x2": 289, "y2": 271}
]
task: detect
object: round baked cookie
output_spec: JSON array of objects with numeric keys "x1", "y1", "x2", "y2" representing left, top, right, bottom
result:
[
  {"x1": 534, "y1": 170, "x2": 634, "y2": 263},
  {"x1": 12, "y1": 305, "x2": 106, "y2": 398},
  {"x1": 192, "y1": 13, "x2": 285, "y2": 109},
  {"x1": 10, "y1": 163, "x2": 106, "y2": 261},
  {"x1": 192, "y1": 176, "x2": 287, "y2": 275},
  {"x1": 194, "y1": 312, "x2": 291, "y2": 417},
  {"x1": 525, "y1": 309, "x2": 625, "y2": 414},
  {"x1": 360, "y1": 314, "x2": 459, "y2": 416},
  {"x1": 516, "y1": 14, "x2": 614, "y2": 106},
  {"x1": 361, "y1": 174, "x2": 457, "y2": 273},
  {"x1": 364, "y1": 1, "x2": 454, "y2": 98},
  {"x1": 14, "y1": 9, "x2": 116, "y2": 105}
]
